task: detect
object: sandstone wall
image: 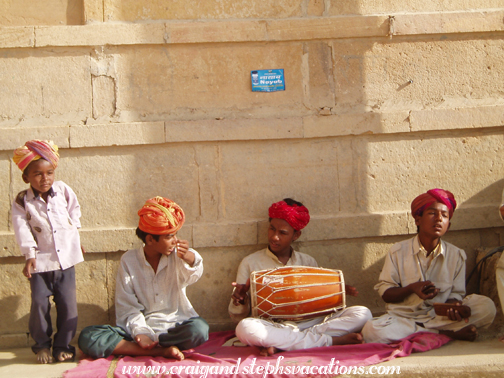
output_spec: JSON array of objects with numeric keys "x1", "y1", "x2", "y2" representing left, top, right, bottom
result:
[{"x1": 1, "y1": 1, "x2": 504, "y2": 347}]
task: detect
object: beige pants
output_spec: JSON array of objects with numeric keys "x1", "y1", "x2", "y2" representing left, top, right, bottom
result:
[{"x1": 362, "y1": 294, "x2": 496, "y2": 344}]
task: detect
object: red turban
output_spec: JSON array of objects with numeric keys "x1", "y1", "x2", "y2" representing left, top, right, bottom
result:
[
  {"x1": 138, "y1": 196, "x2": 185, "y2": 235},
  {"x1": 411, "y1": 188, "x2": 457, "y2": 219},
  {"x1": 13, "y1": 140, "x2": 59, "y2": 172},
  {"x1": 268, "y1": 200, "x2": 310, "y2": 230}
]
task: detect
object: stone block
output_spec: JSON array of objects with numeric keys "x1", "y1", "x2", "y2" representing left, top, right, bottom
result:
[
  {"x1": 350, "y1": 134, "x2": 504, "y2": 215},
  {"x1": 35, "y1": 24, "x2": 166, "y2": 47},
  {"x1": 218, "y1": 139, "x2": 341, "y2": 221},
  {"x1": 410, "y1": 105, "x2": 504, "y2": 132},
  {"x1": 0, "y1": 257, "x2": 31, "y2": 334},
  {"x1": 113, "y1": 43, "x2": 305, "y2": 120},
  {"x1": 304, "y1": 212, "x2": 410, "y2": 241},
  {"x1": 303, "y1": 111, "x2": 410, "y2": 137},
  {"x1": 307, "y1": 0, "x2": 325, "y2": 17},
  {"x1": 304, "y1": 42, "x2": 336, "y2": 109},
  {"x1": 394, "y1": 10, "x2": 504, "y2": 36},
  {"x1": 327, "y1": 0, "x2": 504, "y2": 15},
  {"x1": 70, "y1": 122, "x2": 165, "y2": 148},
  {"x1": 0, "y1": 232, "x2": 19, "y2": 258},
  {"x1": 84, "y1": 0, "x2": 104, "y2": 24},
  {"x1": 57, "y1": 145, "x2": 200, "y2": 236},
  {"x1": 75, "y1": 253, "x2": 110, "y2": 328},
  {"x1": 193, "y1": 222, "x2": 257, "y2": 248},
  {"x1": 168, "y1": 21, "x2": 267, "y2": 44},
  {"x1": 0, "y1": 51, "x2": 91, "y2": 128},
  {"x1": 194, "y1": 145, "x2": 220, "y2": 222},
  {"x1": 103, "y1": 0, "x2": 303, "y2": 21},
  {"x1": 92, "y1": 75, "x2": 116, "y2": 120},
  {"x1": 267, "y1": 16, "x2": 388, "y2": 41},
  {"x1": 0, "y1": 126, "x2": 70, "y2": 151},
  {"x1": 0, "y1": 27, "x2": 33, "y2": 48},
  {"x1": 331, "y1": 38, "x2": 504, "y2": 112},
  {"x1": 0, "y1": 0, "x2": 83, "y2": 26},
  {"x1": 0, "y1": 159, "x2": 11, "y2": 231},
  {"x1": 166, "y1": 118, "x2": 303, "y2": 142}
]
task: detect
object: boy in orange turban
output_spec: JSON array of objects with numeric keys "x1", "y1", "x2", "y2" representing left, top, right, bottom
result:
[
  {"x1": 362, "y1": 189, "x2": 496, "y2": 343},
  {"x1": 229, "y1": 198, "x2": 371, "y2": 356},
  {"x1": 12, "y1": 140, "x2": 83, "y2": 364},
  {"x1": 79, "y1": 197, "x2": 208, "y2": 360}
]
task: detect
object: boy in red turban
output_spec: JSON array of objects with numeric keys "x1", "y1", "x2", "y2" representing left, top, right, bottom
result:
[
  {"x1": 229, "y1": 198, "x2": 371, "y2": 356},
  {"x1": 78, "y1": 197, "x2": 208, "y2": 360},
  {"x1": 362, "y1": 189, "x2": 496, "y2": 343}
]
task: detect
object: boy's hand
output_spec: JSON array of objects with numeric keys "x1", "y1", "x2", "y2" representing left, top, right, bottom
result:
[
  {"x1": 175, "y1": 239, "x2": 195, "y2": 266},
  {"x1": 135, "y1": 334, "x2": 158, "y2": 349},
  {"x1": 231, "y1": 279, "x2": 250, "y2": 305},
  {"x1": 409, "y1": 280, "x2": 440, "y2": 300},
  {"x1": 444, "y1": 300, "x2": 470, "y2": 322},
  {"x1": 23, "y1": 258, "x2": 36, "y2": 279},
  {"x1": 81, "y1": 245, "x2": 86, "y2": 254},
  {"x1": 345, "y1": 284, "x2": 359, "y2": 297}
]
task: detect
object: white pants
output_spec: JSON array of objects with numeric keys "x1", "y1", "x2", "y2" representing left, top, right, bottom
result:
[
  {"x1": 497, "y1": 253, "x2": 504, "y2": 317},
  {"x1": 362, "y1": 294, "x2": 496, "y2": 344},
  {"x1": 235, "y1": 306, "x2": 372, "y2": 351}
]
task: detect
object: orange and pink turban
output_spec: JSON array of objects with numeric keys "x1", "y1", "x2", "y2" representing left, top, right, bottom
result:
[
  {"x1": 411, "y1": 188, "x2": 457, "y2": 219},
  {"x1": 268, "y1": 200, "x2": 310, "y2": 230},
  {"x1": 138, "y1": 196, "x2": 185, "y2": 235},
  {"x1": 13, "y1": 140, "x2": 59, "y2": 172}
]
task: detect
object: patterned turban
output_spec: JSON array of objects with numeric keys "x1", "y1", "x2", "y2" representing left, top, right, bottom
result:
[
  {"x1": 13, "y1": 140, "x2": 59, "y2": 172},
  {"x1": 411, "y1": 188, "x2": 457, "y2": 219},
  {"x1": 268, "y1": 200, "x2": 310, "y2": 230},
  {"x1": 138, "y1": 196, "x2": 185, "y2": 235}
]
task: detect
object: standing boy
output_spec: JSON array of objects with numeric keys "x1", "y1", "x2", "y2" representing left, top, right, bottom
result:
[
  {"x1": 497, "y1": 191, "x2": 504, "y2": 343},
  {"x1": 229, "y1": 198, "x2": 372, "y2": 356},
  {"x1": 12, "y1": 140, "x2": 84, "y2": 363},
  {"x1": 362, "y1": 189, "x2": 496, "y2": 343},
  {"x1": 78, "y1": 196, "x2": 209, "y2": 360}
]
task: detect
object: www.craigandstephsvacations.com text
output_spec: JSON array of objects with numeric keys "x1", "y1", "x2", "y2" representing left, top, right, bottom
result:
[{"x1": 121, "y1": 356, "x2": 401, "y2": 377}]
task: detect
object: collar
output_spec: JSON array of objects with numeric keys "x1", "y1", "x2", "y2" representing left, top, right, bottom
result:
[
  {"x1": 413, "y1": 235, "x2": 444, "y2": 259},
  {"x1": 266, "y1": 247, "x2": 295, "y2": 265},
  {"x1": 26, "y1": 186, "x2": 56, "y2": 201}
]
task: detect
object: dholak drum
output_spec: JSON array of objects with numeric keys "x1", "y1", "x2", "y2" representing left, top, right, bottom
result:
[{"x1": 250, "y1": 266, "x2": 345, "y2": 321}]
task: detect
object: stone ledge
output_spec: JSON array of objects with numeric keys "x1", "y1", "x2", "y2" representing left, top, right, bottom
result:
[
  {"x1": 0, "y1": 126, "x2": 70, "y2": 151},
  {"x1": 1, "y1": 104, "x2": 504, "y2": 150},
  {"x1": 1, "y1": 207, "x2": 501, "y2": 255},
  {"x1": 69, "y1": 122, "x2": 165, "y2": 148},
  {"x1": 394, "y1": 9, "x2": 504, "y2": 36},
  {"x1": 410, "y1": 105, "x2": 504, "y2": 132},
  {"x1": 166, "y1": 118, "x2": 303, "y2": 142},
  {"x1": 1, "y1": 10, "x2": 503, "y2": 49}
]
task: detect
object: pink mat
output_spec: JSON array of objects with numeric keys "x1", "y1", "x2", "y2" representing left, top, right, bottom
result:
[{"x1": 64, "y1": 331, "x2": 451, "y2": 378}]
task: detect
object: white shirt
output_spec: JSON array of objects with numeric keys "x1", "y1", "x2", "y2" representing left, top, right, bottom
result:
[
  {"x1": 11, "y1": 181, "x2": 84, "y2": 272},
  {"x1": 374, "y1": 235, "x2": 466, "y2": 322},
  {"x1": 228, "y1": 248, "x2": 318, "y2": 323},
  {"x1": 115, "y1": 247, "x2": 203, "y2": 341}
]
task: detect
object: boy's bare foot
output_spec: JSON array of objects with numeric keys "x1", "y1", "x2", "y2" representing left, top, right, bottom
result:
[
  {"x1": 259, "y1": 346, "x2": 279, "y2": 356},
  {"x1": 163, "y1": 346, "x2": 184, "y2": 360},
  {"x1": 56, "y1": 350, "x2": 74, "y2": 362},
  {"x1": 36, "y1": 348, "x2": 53, "y2": 364},
  {"x1": 499, "y1": 334, "x2": 504, "y2": 343},
  {"x1": 440, "y1": 325, "x2": 478, "y2": 341},
  {"x1": 332, "y1": 333, "x2": 364, "y2": 345}
]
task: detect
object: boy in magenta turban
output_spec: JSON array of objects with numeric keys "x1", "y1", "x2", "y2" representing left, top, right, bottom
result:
[
  {"x1": 229, "y1": 198, "x2": 372, "y2": 356},
  {"x1": 12, "y1": 140, "x2": 83, "y2": 364},
  {"x1": 362, "y1": 189, "x2": 496, "y2": 343},
  {"x1": 78, "y1": 197, "x2": 208, "y2": 360}
]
